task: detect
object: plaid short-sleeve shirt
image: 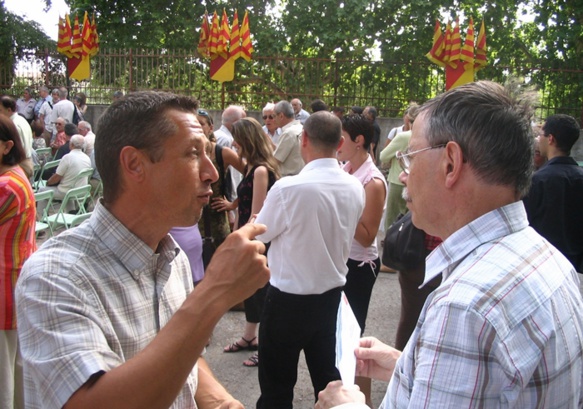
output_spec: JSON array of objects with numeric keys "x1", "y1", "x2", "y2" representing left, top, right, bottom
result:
[
  {"x1": 383, "y1": 201, "x2": 583, "y2": 408},
  {"x1": 16, "y1": 203, "x2": 198, "y2": 408}
]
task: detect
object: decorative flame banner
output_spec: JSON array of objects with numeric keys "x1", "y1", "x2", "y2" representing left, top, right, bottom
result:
[
  {"x1": 57, "y1": 12, "x2": 99, "y2": 81},
  {"x1": 198, "y1": 9, "x2": 253, "y2": 82},
  {"x1": 426, "y1": 18, "x2": 487, "y2": 90}
]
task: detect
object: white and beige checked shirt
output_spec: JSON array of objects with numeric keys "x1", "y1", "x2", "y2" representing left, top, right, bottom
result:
[
  {"x1": 336, "y1": 202, "x2": 583, "y2": 409},
  {"x1": 16, "y1": 202, "x2": 198, "y2": 408},
  {"x1": 384, "y1": 201, "x2": 583, "y2": 408}
]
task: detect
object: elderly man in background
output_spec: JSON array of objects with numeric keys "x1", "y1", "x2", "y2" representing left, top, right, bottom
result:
[
  {"x1": 37, "y1": 134, "x2": 91, "y2": 215},
  {"x1": 49, "y1": 87, "x2": 75, "y2": 140},
  {"x1": 291, "y1": 98, "x2": 310, "y2": 124},
  {"x1": 33, "y1": 86, "x2": 51, "y2": 120},
  {"x1": 77, "y1": 121, "x2": 96, "y2": 156},
  {"x1": 16, "y1": 88, "x2": 36, "y2": 123},
  {"x1": 38, "y1": 89, "x2": 57, "y2": 145},
  {"x1": 261, "y1": 102, "x2": 281, "y2": 147},
  {"x1": 214, "y1": 105, "x2": 246, "y2": 148},
  {"x1": 273, "y1": 100, "x2": 304, "y2": 176}
]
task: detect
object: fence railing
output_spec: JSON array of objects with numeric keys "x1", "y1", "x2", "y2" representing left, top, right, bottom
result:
[{"x1": 1, "y1": 48, "x2": 582, "y2": 122}]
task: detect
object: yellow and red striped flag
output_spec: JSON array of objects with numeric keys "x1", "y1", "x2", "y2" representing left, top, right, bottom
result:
[
  {"x1": 70, "y1": 14, "x2": 82, "y2": 58},
  {"x1": 442, "y1": 21, "x2": 452, "y2": 65},
  {"x1": 425, "y1": 20, "x2": 446, "y2": 67},
  {"x1": 448, "y1": 18, "x2": 461, "y2": 68},
  {"x1": 475, "y1": 20, "x2": 487, "y2": 71},
  {"x1": 216, "y1": 9, "x2": 230, "y2": 59},
  {"x1": 460, "y1": 17, "x2": 475, "y2": 68},
  {"x1": 81, "y1": 11, "x2": 93, "y2": 58},
  {"x1": 89, "y1": 13, "x2": 99, "y2": 56},
  {"x1": 240, "y1": 10, "x2": 253, "y2": 62},
  {"x1": 57, "y1": 16, "x2": 73, "y2": 57},
  {"x1": 230, "y1": 10, "x2": 242, "y2": 60},
  {"x1": 197, "y1": 11, "x2": 210, "y2": 58},
  {"x1": 209, "y1": 11, "x2": 219, "y2": 58}
]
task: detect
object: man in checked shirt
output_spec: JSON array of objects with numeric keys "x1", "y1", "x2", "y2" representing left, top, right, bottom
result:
[
  {"x1": 317, "y1": 81, "x2": 583, "y2": 409},
  {"x1": 16, "y1": 91, "x2": 269, "y2": 409}
]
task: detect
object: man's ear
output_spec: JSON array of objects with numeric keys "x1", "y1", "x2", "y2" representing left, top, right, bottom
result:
[
  {"x1": 337, "y1": 135, "x2": 345, "y2": 151},
  {"x1": 443, "y1": 142, "x2": 464, "y2": 188},
  {"x1": 119, "y1": 146, "x2": 147, "y2": 183},
  {"x1": 547, "y1": 133, "x2": 557, "y2": 146},
  {"x1": 301, "y1": 130, "x2": 309, "y2": 148}
]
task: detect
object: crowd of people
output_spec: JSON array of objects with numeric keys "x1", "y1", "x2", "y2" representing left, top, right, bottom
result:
[{"x1": 1, "y1": 83, "x2": 582, "y2": 409}]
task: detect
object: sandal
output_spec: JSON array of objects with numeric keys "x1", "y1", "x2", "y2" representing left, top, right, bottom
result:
[
  {"x1": 243, "y1": 353, "x2": 259, "y2": 367},
  {"x1": 223, "y1": 336, "x2": 258, "y2": 353}
]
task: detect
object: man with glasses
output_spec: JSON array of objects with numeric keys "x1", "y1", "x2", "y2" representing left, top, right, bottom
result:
[
  {"x1": 316, "y1": 81, "x2": 583, "y2": 409},
  {"x1": 261, "y1": 102, "x2": 281, "y2": 146}
]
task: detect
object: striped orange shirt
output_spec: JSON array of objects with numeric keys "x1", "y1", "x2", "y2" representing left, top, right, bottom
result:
[{"x1": 1, "y1": 166, "x2": 36, "y2": 330}]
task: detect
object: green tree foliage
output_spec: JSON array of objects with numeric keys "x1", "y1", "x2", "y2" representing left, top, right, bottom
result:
[{"x1": 0, "y1": 0, "x2": 55, "y2": 88}]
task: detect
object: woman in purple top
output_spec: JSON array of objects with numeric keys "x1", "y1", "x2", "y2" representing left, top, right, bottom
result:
[
  {"x1": 213, "y1": 117, "x2": 279, "y2": 367},
  {"x1": 169, "y1": 225, "x2": 205, "y2": 285}
]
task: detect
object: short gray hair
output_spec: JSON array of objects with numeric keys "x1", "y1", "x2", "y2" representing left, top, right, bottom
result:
[
  {"x1": 420, "y1": 81, "x2": 534, "y2": 197},
  {"x1": 221, "y1": 105, "x2": 246, "y2": 127},
  {"x1": 78, "y1": 121, "x2": 92, "y2": 131},
  {"x1": 58, "y1": 86, "x2": 68, "y2": 99},
  {"x1": 70, "y1": 134, "x2": 85, "y2": 149},
  {"x1": 274, "y1": 100, "x2": 294, "y2": 119},
  {"x1": 262, "y1": 102, "x2": 275, "y2": 113}
]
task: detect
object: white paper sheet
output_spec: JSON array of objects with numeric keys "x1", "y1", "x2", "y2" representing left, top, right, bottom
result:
[{"x1": 335, "y1": 291, "x2": 361, "y2": 386}]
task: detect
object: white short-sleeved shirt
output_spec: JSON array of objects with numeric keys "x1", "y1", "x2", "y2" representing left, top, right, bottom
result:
[
  {"x1": 256, "y1": 158, "x2": 365, "y2": 294},
  {"x1": 55, "y1": 148, "x2": 91, "y2": 193}
]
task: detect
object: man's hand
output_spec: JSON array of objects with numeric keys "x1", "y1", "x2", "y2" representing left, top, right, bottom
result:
[
  {"x1": 200, "y1": 222, "x2": 270, "y2": 310},
  {"x1": 315, "y1": 381, "x2": 365, "y2": 409},
  {"x1": 355, "y1": 337, "x2": 401, "y2": 382},
  {"x1": 218, "y1": 400, "x2": 244, "y2": 409}
]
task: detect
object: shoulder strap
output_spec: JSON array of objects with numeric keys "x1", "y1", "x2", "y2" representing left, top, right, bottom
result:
[{"x1": 215, "y1": 143, "x2": 225, "y2": 175}]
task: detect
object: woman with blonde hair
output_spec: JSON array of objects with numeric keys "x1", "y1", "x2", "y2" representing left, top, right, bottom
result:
[{"x1": 213, "y1": 117, "x2": 279, "y2": 367}]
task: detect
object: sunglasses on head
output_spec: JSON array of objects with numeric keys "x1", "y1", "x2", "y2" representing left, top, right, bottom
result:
[
  {"x1": 197, "y1": 109, "x2": 209, "y2": 117},
  {"x1": 263, "y1": 114, "x2": 275, "y2": 120}
]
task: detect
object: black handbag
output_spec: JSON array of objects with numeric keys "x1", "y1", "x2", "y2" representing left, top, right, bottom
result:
[
  {"x1": 201, "y1": 205, "x2": 216, "y2": 269},
  {"x1": 382, "y1": 212, "x2": 428, "y2": 271}
]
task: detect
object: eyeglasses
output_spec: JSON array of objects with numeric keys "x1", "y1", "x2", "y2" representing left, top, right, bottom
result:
[
  {"x1": 197, "y1": 109, "x2": 209, "y2": 117},
  {"x1": 262, "y1": 114, "x2": 275, "y2": 120},
  {"x1": 396, "y1": 144, "x2": 446, "y2": 174}
]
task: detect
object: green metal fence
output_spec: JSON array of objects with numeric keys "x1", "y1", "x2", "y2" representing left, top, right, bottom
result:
[{"x1": 1, "y1": 48, "x2": 582, "y2": 122}]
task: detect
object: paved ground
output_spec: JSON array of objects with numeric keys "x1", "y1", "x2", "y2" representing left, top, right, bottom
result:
[{"x1": 205, "y1": 271, "x2": 401, "y2": 409}]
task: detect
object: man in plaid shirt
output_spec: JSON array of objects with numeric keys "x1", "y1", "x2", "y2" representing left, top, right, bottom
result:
[{"x1": 317, "y1": 81, "x2": 583, "y2": 409}]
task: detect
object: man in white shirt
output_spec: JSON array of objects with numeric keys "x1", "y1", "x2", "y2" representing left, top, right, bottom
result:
[
  {"x1": 38, "y1": 89, "x2": 58, "y2": 144},
  {"x1": 49, "y1": 87, "x2": 75, "y2": 140},
  {"x1": 0, "y1": 95, "x2": 34, "y2": 177},
  {"x1": 261, "y1": 102, "x2": 281, "y2": 146},
  {"x1": 77, "y1": 121, "x2": 96, "y2": 156},
  {"x1": 214, "y1": 105, "x2": 246, "y2": 148},
  {"x1": 37, "y1": 134, "x2": 91, "y2": 215},
  {"x1": 255, "y1": 111, "x2": 365, "y2": 409},
  {"x1": 273, "y1": 100, "x2": 304, "y2": 176},
  {"x1": 214, "y1": 105, "x2": 246, "y2": 204},
  {"x1": 291, "y1": 98, "x2": 310, "y2": 124}
]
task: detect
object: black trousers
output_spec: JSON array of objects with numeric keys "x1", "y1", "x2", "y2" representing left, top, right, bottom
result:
[
  {"x1": 343, "y1": 257, "x2": 380, "y2": 335},
  {"x1": 256, "y1": 285, "x2": 342, "y2": 409}
]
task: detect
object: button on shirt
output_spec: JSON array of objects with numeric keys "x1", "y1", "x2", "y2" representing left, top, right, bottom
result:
[
  {"x1": 256, "y1": 158, "x2": 365, "y2": 294},
  {"x1": 15, "y1": 203, "x2": 198, "y2": 408},
  {"x1": 382, "y1": 201, "x2": 583, "y2": 408}
]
